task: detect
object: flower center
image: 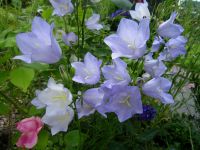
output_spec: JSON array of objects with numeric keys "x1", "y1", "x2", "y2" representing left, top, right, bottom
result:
[{"x1": 120, "y1": 96, "x2": 131, "y2": 107}]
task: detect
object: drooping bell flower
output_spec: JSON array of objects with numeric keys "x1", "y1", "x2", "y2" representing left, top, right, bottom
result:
[
  {"x1": 144, "y1": 53, "x2": 167, "y2": 77},
  {"x1": 49, "y1": 0, "x2": 74, "y2": 16},
  {"x1": 104, "y1": 18, "x2": 150, "y2": 59},
  {"x1": 85, "y1": 13, "x2": 103, "y2": 31},
  {"x1": 71, "y1": 52, "x2": 102, "y2": 84},
  {"x1": 130, "y1": 0, "x2": 150, "y2": 21},
  {"x1": 142, "y1": 77, "x2": 174, "y2": 104},
  {"x1": 16, "y1": 117, "x2": 43, "y2": 149},
  {"x1": 31, "y1": 77, "x2": 73, "y2": 108},
  {"x1": 42, "y1": 104, "x2": 74, "y2": 135},
  {"x1": 103, "y1": 85, "x2": 143, "y2": 122},
  {"x1": 62, "y1": 32, "x2": 78, "y2": 47},
  {"x1": 102, "y1": 58, "x2": 131, "y2": 88},
  {"x1": 157, "y1": 12, "x2": 184, "y2": 38},
  {"x1": 151, "y1": 36, "x2": 164, "y2": 52},
  {"x1": 14, "y1": 17, "x2": 62, "y2": 64},
  {"x1": 158, "y1": 36, "x2": 187, "y2": 61}
]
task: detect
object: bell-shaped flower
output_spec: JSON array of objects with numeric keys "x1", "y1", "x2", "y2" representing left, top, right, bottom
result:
[
  {"x1": 42, "y1": 104, "x2": 74, "y2": 135},
  {"x1": 142, "y1": 77, "x2": 174, "y2": 104},
  {"x1": 144, "y1": 53, "x2": 167, "y2": 77},
  {"x1": 76, "y1": 100, "x2": 95, "y2": 119},
  {"x1": 104, "y1": 18, "x2": 150, "y2": 59},
  {"x1": 85, "y1": 13, "x2": 103, "y2": 30},
  {"x1": 102, "y1": 58, "x2": 131, "y2": 88},
  {"x1": 49, "y1": 0, "x2": 74, "y2": 16},
  {"x1": 158, "y1": 36, "x2": 187, "y2": 61},
  {"x1": 151, "y1": 36, "x2": 164, "y2": 52},
  {"x1": 104, "y1": 85, "x2": 143, "y2": 122},
  {"x1": 157, "y1": 12, "x2": 184, "y2": 38},
  {"x1": 130, "y1": 0, "x2": 150, "y2": 21},
  {"x1": 62, "y1": 32, "x2": 78, "y2": 47},
  {"x1": 16, "y1": 117, "x2": 43, "y2": 149},
  {"x1": 14, "y1": 17, "x2": 62, "y2": 64},
  {"x1": 71, "y1": 52, "x2": 102, "y2": 84},
  {"x1": 31, "y1": 78, "x2": 72, "y2": 108}
]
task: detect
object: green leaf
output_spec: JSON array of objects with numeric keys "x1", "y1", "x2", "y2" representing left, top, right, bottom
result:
[
  {"x1": 42, "y1": 8, "x2": 53, "y2": 20},
  {"x1": 23, "y1": 63, "x2": 49, "y2": 71},
  {"x1": 111, "y1": 0, "x2": 133, "y2": 10},
  {"x1": 28, "y1": 106, "x2": 44, "y2": 116},
  {"x1": 64, "y1": 130, "x2": 87, "y2": 147},
  {"x1": 35, "y1": 130, "x2": 49, "y2": 150},
  {"x1": 0, "y1": 101, "x2": 10, "y2": 115},
  {"x1": 10, "y1": 67, "x2": 35, "y2": 92},
  {"x1": 0, "y1": 71, "x2": 9, "y2": 85}
]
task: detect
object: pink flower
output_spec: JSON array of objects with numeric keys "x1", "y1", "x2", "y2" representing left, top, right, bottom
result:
[{"x1": 16, "y1": 117, "x2": 43, "y2": 149}]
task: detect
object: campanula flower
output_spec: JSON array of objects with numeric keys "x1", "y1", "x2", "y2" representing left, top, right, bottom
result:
[
  {"x1": 104, "y1": 85, "x2": 143, "y2": 122},
  {"x1": 129, "y1": 0, "x2": 150, "y2": 21},
  {"x1": 157, "y1": 12, "x2": 184, "y2": 38},
  {"x1": 76, "y1": 100, "x2": 95, "y2": 119},
  {"x1": 144, "y1": 53, "x2": 167, "y2": 77},
  {"x1": 49, "y1": 0, "x2": 74, "y2": 16},
  {"x1": 142, "y1": 77, "x2": 174, "y2": 104},
  {"x1": 158, "y1": 36, "x2": 187, "y2": 61},
  {"x1": 16, "y1": 117, "x2": 43, "y2": 149},
  {"x1": 102, "y1": 58, "x2": 131, "y2": 88},
  {"x1": 31, "y1": 78, "x2": 72, "y2": 108},
  {"x1": 85, "y1": 14, "x2": 103, "y2": 30},
  {"x1": 151, "y1": 36, "x2": 164, "y2": 52},
  {"x1": 104, "y1": 18, "x2": 150, "y2": 59},
  {"x1": 42, "y1": 104, "x2": 74, "y2": 135},
  {"x1": 14, "y1": 17, "x2": 62, "y2": 64},
  {"x1": 62, "y1": 32, "x2": 78, "y2": 46},
  {"x1": 137, "y1": 105, "x2": 156, "y2": 121},
  {"x1": 71, "y1": 52, "x2": 102, "y2": 84}
]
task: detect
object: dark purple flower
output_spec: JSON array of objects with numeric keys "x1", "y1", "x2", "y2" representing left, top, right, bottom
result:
[
  {"x1": 157, "y1": 12, "x2": 184, "y2": 38},
  {"x1": 102, "y1": 58, "x2": 131, "y2": 88},
  {"x1": 14, "y1": 17, "x2": 62, "y2": 64},
  {"x1": 142, "y1": 77, "x2": 174, "y2": 104},
  {"x1": 104, "y1": 18, "x2": 150, "y2": 59},
  {"x1": 71, "y1": 52, "x2": 102, "y2": 84},
  {"x1": 49, "y1": 0, "x2": 74, "y2": 16},
  {"x1": 137, "y1": 105, "x2": 156, "y2": 121},
  {"x1": 158, "y1": 36, "x2": 187, "y2": 61},
  {"x1": 103, "y1": 85, "x2": 143, "y2": 122}
]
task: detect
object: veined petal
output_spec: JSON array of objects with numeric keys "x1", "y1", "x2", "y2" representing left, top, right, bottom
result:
[{"x1": 76, "y1": 100, "x2": 95, "y2": 119}]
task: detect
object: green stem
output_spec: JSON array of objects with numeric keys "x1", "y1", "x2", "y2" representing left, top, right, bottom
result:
[
  {"x1": 0, "y1": 91, "x2": 27, "y2": 114},
  {"x1": 81, "y1": 0, "x2": 87, "y2": 49}
]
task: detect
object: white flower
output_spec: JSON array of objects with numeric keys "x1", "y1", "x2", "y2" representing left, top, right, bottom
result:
[
  {"x1": 85, "y1": 14, "x2": 103, "y2": 31},
  {"x1": 31, "y1": 78, "x2": 72, "y2": 108},
  {"x1": 42, "y1": 104, "x2": 74, "y2": 135},
  {"x1": 129, "y1": 1, "x2": 150, "y2": 21}
]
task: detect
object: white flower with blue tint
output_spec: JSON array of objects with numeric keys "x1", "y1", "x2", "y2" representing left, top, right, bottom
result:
[
  {"x1": 130, "y1": 0, "x2": 150, "y2": 21},
  {"x1": 104, "y1": 18, "x2": 150, "y2": 59},
  {"x1": 42, "y1": 104, "x2": 74, "y2": 135},
  {"x1": 71, "y1": 52, "x2": 102, "y2": 84},
  {"x1": 14, "y1": 17, "x2": 62, "y2": 64},
  {"x1": 85, "y1": 14, "x2": 103, "y2": 31},
  {"x1": 31, "y1": 78, "x2": 72, "y2": 108},
  {"x1": 142, "y1": 77, "x2": 174, "y2": 104},
  {"x1": 49, "y1": 0, "x2": 74, "y2": 16}
]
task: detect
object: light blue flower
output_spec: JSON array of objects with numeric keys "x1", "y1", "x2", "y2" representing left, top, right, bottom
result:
[{"x1": 85, "y1": 13, "x2": 103, "y2": 30}]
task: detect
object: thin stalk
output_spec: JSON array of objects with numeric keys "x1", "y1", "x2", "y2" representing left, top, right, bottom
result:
[
  {"x1": 0, "y1": 91, "x2": 27, "y2": 114},
  {"x1": 81, "y1": 0, "x2": 87, "y2": 48}
]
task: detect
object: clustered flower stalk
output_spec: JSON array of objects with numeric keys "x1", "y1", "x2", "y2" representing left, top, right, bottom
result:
[{"x1": 13, "y1": 0, "x2": 187, "y2": 149}]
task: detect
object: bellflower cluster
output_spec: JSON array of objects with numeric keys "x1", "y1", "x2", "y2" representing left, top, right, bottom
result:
[
  {"x1": 31, "y1": 78, "x2": 74, "y2": 135},
  {"x1": 14, "y1": 17, "x2": 62, "y2": 64}
]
